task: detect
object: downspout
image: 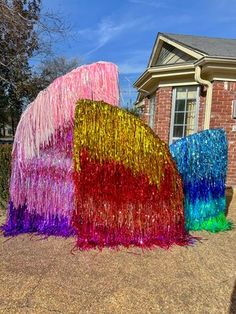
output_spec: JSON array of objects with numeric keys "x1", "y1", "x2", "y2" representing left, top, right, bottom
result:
[{"x1": 194, "y1": 65, "x2": 213, "y2": 129}]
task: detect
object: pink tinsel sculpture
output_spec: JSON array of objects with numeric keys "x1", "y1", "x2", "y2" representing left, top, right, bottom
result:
[{"x1": 3, "y1": 62, "x2": 119, "y2": 236}]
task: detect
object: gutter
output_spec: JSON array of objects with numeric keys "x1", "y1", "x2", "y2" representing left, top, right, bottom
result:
[
  {"x1": 195, "y1": 55, "x2": 236, "y2": 66},
  {"x1": 194, "y1": 65, "x2": 212, "y2": 129}
]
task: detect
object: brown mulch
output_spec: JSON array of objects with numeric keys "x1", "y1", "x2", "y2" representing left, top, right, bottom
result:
[{"x1": 0, "y1": 193, "x2": 235, "y2": 314}]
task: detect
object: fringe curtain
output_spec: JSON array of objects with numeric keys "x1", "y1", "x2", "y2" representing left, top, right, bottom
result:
[
  {"x1": 3, "y1": 62, "x2": 119, "y2": 237},
  {"x1": 13, "y1": 62, "x2": 119, "y2": 161},
  {"x1": 170, "y1": 129, "x2": 232, "y2": 232},
  {"x1": 72, "y1": 100, "x2": 193, "y2": 249}
]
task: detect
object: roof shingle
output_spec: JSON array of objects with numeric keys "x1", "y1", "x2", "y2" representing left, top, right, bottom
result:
[{"x1": 161, "y1": 32, "x2": 236, "y2": 58}]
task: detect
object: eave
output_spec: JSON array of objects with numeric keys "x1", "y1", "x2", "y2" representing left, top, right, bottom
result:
[
  {"x1": 196, "y1": 56, "x2": 236, "y2": 80},
  {"x1": 196, "y1": 56, "x2": 236, "y2": 66},
  {"x1": 134, "y1": 56, "x2": 236, "y2": 89},
  {"x1": 134, "y1": 63, "x2": 195, "y2": 90},
  {"x1": 134, "y1": 54, "x2": 236, "y2": 106}
]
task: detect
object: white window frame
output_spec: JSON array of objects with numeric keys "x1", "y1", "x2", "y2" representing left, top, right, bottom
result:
[
  {"x1": 148, "y1": 94, "x2": 156, "y2": 130},
  {"x1": 169, "y1": 85, "x2": 200, "y2": 144}
]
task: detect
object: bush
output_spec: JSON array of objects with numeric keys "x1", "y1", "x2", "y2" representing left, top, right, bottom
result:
[{"x1": 0, "y1": 144, "x2": 12, "y2": 209}]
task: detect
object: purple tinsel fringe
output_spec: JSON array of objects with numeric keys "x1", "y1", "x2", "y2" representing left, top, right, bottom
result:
[{"x1": 1, "y1": 202, "x2": 75, "y2": 237}]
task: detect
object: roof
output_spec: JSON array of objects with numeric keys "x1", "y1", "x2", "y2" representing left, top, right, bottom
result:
[{"x1": 160, "y1": 32, "x2": 236, "y2": 58}]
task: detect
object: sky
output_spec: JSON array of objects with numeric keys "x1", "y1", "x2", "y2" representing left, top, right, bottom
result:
[{"x1": 41, "y1": 0, "x2": 236, "y2": 107}]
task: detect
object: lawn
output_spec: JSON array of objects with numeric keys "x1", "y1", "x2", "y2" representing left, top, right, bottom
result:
[{"x1": 0, "y1": 191, "x2": 235, "y2": 314}]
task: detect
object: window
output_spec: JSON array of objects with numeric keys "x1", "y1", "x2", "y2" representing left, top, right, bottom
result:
[
  {"x1": 170, "y1": 86, "x2": 199, "y2": 144},
  {"x1": 7, "y1": 128, "x2": 13, "y2": 136},
  {"x1": 149, "y1": 94, "x2": 156, "y2": 130}
]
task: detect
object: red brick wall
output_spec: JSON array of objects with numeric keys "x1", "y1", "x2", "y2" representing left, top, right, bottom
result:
[
  {"x1": 142, "y1": 87, "x2": 172, "y2": 142},
  {"x1": 211, "y1": 81, "x2": 236, "y2": 186},
  {"x1": 154, "y1": 87, "x2": 172, "y2": 142},
  {"x1": 141, "y1": 82, "x2": 236, "y2": 186}
]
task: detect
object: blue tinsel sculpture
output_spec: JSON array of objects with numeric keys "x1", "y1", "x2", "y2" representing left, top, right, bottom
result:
[{"x1": 170, "y1": 129, "x2": 232, "y2": 232}]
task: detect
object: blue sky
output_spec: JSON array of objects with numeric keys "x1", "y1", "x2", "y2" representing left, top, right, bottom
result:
[{"x1": 42, "y1": 0, "x2": 236, "y2": 107}]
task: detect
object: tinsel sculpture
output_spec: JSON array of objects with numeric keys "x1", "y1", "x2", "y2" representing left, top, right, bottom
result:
[
  {"x1": 2, "y1": 61, "x2": 193, "y2": 249},
  {"x1": 170, "y1": 129, "x2": 232, "y2": 232},
  {"x1": 2, "y1": 62, "x2": 119, "y2": 237},
  {"x1": 72, "y1": 100, "x2": 192, "y2": 249}
]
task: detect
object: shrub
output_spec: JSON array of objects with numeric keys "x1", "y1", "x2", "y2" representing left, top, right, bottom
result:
[{"x1": 0, "y1": 144, "x2": 12, "y2": 209}]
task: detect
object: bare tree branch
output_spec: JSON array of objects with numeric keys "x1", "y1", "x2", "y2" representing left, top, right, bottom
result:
[
  {"x1": 0, "y1": 75, "x2": 16, "y2": 86},
  {"x1": 0, "y1": 0, "x2": 73, "y2": 131},
  {"x1": 1, "y1": 2, "x2": 31, "y2": 23}
]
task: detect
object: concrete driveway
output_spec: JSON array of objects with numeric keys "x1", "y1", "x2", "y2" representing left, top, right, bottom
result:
[{"x1": 0, "y1": 192, "x2": 235, "y2": 314}]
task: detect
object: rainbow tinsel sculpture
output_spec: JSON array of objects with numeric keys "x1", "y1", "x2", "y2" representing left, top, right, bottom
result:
[
  {"x1": 72, "y1": 100, "x2": 192, "y2": 249},
  {"x1": 170, "y1": 129, "x2": 232, "y2": 232}
]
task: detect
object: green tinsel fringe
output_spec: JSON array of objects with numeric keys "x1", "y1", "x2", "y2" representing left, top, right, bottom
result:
[{"x1": 186, "y1": 212, "x2": 233, "y2": 233}]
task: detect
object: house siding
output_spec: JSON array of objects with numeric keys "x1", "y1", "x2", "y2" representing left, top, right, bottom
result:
[{"x1": 141, "y1": 81, "x2": 236, "y2": 187}]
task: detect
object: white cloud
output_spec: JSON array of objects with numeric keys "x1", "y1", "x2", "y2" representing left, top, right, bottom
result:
[{"x1": 77, "y1": 16, "x2": 151, "y2": 56}]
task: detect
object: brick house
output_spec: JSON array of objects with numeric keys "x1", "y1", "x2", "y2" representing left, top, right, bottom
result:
[{"x1": 134, "y1": 32, "x2": 236, "y2": 187}]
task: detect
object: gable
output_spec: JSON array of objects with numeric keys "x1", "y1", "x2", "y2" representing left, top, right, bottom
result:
[
  {"x1": 155, "y1": 42, "x2": 196, "y2": 66},
  {"x1": 148, "y1": 33, "x2": 205, "y2": 67}
]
